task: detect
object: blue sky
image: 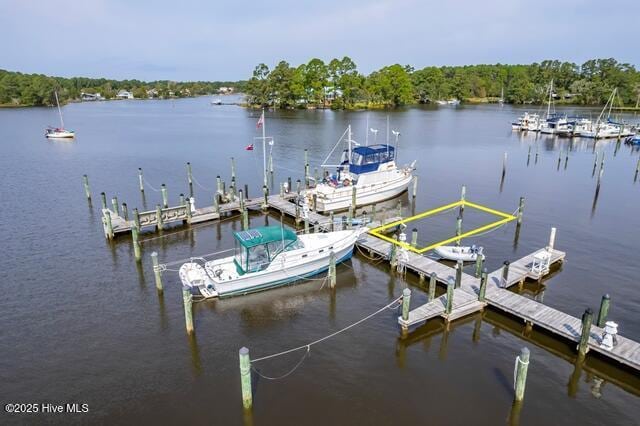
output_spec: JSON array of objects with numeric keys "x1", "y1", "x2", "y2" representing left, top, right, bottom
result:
[{"x1": 1, "y1": 0, "x2": 638, "y2": 81}]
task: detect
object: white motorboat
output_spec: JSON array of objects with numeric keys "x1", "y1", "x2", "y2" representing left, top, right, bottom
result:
[
  {"x1": 434, "y1": 245, "x2": 484, "y2": 262},
  {"x1": 303, "y1": 125, "x2": 415, "y2": 212},
  {"x1": 180, "y1": 225, "x2": 365, "y2": 298},
  {"x1": 45, "y1": 91, "x2": 75, "y2": 139},
  {"x1": 512, "y1": 112, "x2": 541, "y2": 132}
]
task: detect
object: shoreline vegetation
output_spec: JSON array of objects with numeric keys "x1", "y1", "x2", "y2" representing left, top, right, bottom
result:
[{"x1": 1, "y1": 57, "x2": 639, "y2": 110}]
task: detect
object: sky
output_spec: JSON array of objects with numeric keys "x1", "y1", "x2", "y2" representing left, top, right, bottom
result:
[{"x1": 1, "y1": 0, "x2": 638, "y2": 82}]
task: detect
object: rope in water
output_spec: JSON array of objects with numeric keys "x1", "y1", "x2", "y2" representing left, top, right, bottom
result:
[
  {"x1": 142, "y1": 176, "x2": 162, "y2": 192},
  {"x1": 251, "y1": 295, "x2": 402, "y2": 364},
  {"x1": 191, "y1": 173, "x2": 213, "y2": 191}
]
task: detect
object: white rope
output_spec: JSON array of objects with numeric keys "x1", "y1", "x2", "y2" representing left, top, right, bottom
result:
[
  {"x1": 251, "y1": 346, "x2": 310, "y2": 380},
  {"x1": 251, "y1": 295, "x2": 402, "y2": 363},
  {"x1": 163, "y1": 249, "x2": 235, "y2": 267},
  {"x1": 142, "y1": 176, "x2": 161, "y2": 192},
  {"x1": 191, "y1": 173, "x2": 213, "y2": 191}
]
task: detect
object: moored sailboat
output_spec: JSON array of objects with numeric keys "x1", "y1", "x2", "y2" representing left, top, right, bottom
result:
[{"x1": 45, "y1": 91, "x2": 75, "y2": 139}]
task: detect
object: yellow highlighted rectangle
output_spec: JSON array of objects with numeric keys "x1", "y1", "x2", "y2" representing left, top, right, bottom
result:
[{"x1": 369, "y1": 199, "x2": 517, "y2": 254}]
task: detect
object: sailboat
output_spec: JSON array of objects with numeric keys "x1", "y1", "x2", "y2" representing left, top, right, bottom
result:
[
  {"x1": 539, "y1": 80, "x2": 569, "y2": 135},
  {"x1": 45, "y1": 91, "x2": 75, "y2": 139},
  {"x1": 499, "y1": 86, "x2": 504, "y2": 106},
  {"x1": 577, "y1": 88, "x2": 632, "y2": 139},
  {"x1": 303, "y1": 125, "x2": 415, "y2": 212}
]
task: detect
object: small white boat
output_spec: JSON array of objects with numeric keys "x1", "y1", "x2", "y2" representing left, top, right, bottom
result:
[
  {"x1": 45, "y1": 91, "x2": 75, "y2": 139},
  {"x1": 211, "y1": 98, "x2": 222, "y2": 105},
  {"x1": 434, "y1": 245, "x2": 484, "y2": 262},
  {"x1": 180, "y1": 225, "x2": 366, "y2": 298}
]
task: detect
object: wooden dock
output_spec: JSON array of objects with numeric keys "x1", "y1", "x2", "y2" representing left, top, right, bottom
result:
[{"x1": 357, "y1": 232, "x2": 640, "y2": 372}]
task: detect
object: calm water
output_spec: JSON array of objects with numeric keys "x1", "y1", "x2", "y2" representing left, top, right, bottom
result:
[{"x1": 1, "y1": 98, "x2": 639, "y2": 425}]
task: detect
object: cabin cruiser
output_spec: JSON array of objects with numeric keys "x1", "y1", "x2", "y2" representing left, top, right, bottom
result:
[
  {"x1": 512, "y1": 112, "x2": 541, "y2": 131},
  {"x1": 303, "y1": 126, "x2": 415, "y2": 212},
  {"x1": 180, "y1": 226, "x2": 365, "y2": 298},
  {"x1": 540, "y1": 114, "x2": 569, "y2": 135}
]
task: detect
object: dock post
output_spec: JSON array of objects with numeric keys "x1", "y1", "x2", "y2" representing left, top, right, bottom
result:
[
  {"x1": 502, "y1": 152, "x2": 507, "y2": 178},
  {"x1": 460, "y1": 184, "x2": 466, "y2": 216},
  {"x1": 517, "y1": 197, "x2": 525, "y2": 225},
  {"x1": 183, "y1": 286, "x2": 194, "y2": 334},
  {"x1": 371, "y1": 204, "x2": 376, "y2": 222},
  {"x1": 216, "y1": 175, "x2": 222, "y2": 195},
  {"x1": 214, "y1": 193, "x2": 220, "y2": 214},
  {"x1": 314, "y1": 221, "x2": 319, "y2": 233},
  {"x1": 230, "y1": 177, "x2": 236, "y2": 200},
  {"x1": 244, "y1": 184, "x2": 249, "y2": 199},
  {"x1": 287, "y1": 177, "x2": 292, "y2": 193},
  {"x1": 138, "y1": 168, "x2": 144, "y2": 194},
  {"x1": 548, "y1": 227, "x2": 556, "y2": 251},
  {"x1": 401, "y1": 288, "x2": 411, "y2": 324},
  {"x1": 239, "y1": 189, "x2": 245, "y2": 211},
  {"x1": 412, "y1": 175, "x2": 418, "y2": 200},
  {"x1": 161, "y1": 184, "x2": 168, "y2": 208},
  {"x1": 100, "y1": 192, "x2": 107, "y2": 210},
  {"x1": 82, "y1": 174, "x2": 91, "y2": 200},
  {"x1": 474, "y1": 254, "x2": 484, "y2": 278},
  {"x1": 501, "y1": 261, "x2": 510, "y2": 288},
  {"x1": 156, "y1": 204, "x2": 163, "y2": 231},
  {"x1": 514, "y1": 347, "x2": 530, "y2": 402},
  {"x1": 411, "y1": 228, "x2": 418, "y2": 247},
  {"x1": 111, "y1": 196, "x2": 119, "y2": 216},
  {"x1": 329, "y1": 251, "x2": 336, "y2": 288},
  {"x1": 351, "y1": 186, "x2": 357, "y2": 215},
  {"x1": 133, "y1": 208, "x2": 140, "y2": 231},
  {"x1": 151, "y1": 252, "x2": 163, "y2": 292},
  {"x1": 262, "y1": 185, "x2": 268, "y2": 211},
  {"x1": 239, "y1": 347, "x2": 252, "y2": 410},
  {"x1": 455, "y1": 215, "x2": 462, "y2": 246},
  {"x1": 280, "y1": 182, "x2": 284, "y2": 199},
  {"x1": 187, "y1": 162, "x2": 194, "y2": 198},
  {"x1": 313, "y1": 194, "x2": 318, "y2": 212},
  {"x1": 597, "y1": 294, "x2": 610, "y2": 328},
  {"x1": 231, "y1": 157, "x2": 236, "y2": 182},
  {"x1": 304, "y1": 219, "x2": 309, "y2": 234},
  {"x1": 479, "y1": 268, "x2": 488, "y2": 302},
  {"x1": 296, "y1": 179, "x2": 301, "y2": 196},
  {"x1": 578, "y1": 308, "x2": 594, "y2": 358},
  {"x1": 428, "y1": 273, "x2": 436, "y2": 302},
  {"x1": 104, "y1": 210, "x2": 114, "y2": 239},
  {"x1": 455, "y1": 260, "x2": 463, "y2": 288},
  {"x1": 314, "y1": 167, "x2": 319, "y2": 184},
  {"x1": 131, "y1": 225, "x2": 141, "y2": 261},
  {"x1": 179, "y1": 193, "x2": 185, "y2": 206},
  {"x1": 304, "y1": 149, "x2": 309, "y2": 188},
  {"x1": 397, "y1": 200, "x2": 402, "y2": 218},
  {"x1": 242, "y1": 208, "x2": 249, "y2": 231},
  {"x1": 445, "y1": 278, "x2": 454, "y2": 315},
  {"x1": 295, "y1": 203, "x2": 300, "y2": 225},
  {"x1": 330, "y1": 212, "x2": 335, "y2": 232},
  {"x1": 185, "y1": 198, "x2": 192, "y2": 224},
  {"x1": 122, "y1": 203, "x2": 129, "y2": 221},
  {"x1": 389, "y1": 236, "x2": 398, "y2": 268}
]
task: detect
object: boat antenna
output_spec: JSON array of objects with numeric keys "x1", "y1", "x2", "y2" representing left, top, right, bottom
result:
[
  {"x1": 392, "y1": 130, "x2": 400, "y2": 162},
  {"x1": 347, "y1": 124, "x2": 352, "y2": 174},
  {"x1": 262, "y1": 108, "x2": 267, "y2": 186},
  {"x1": 55, "y1": 91, "x2": 64, "y2": 129}
]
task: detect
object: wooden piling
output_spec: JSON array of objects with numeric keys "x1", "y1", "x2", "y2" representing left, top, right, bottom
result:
[
  {"x1": 460, "y1": 185, "x2": 466, "y2": 215},
  {"x1": 304, "y1": 219, "x2": 309, "y2": 234},
  {"x1": 138, "y1": 168, "x2": 145, "y2": 193},
  {"x1": 133, "y1": 208, "x2": 140, "y2": 231},
  {"x1": 244, "y1": 184, "x2": 249, "y2": 199},
  {"x1": 351, "y1": 186, "x2": 357, "y2": 213},
  {"x1": 401, "y1": 288, "x2": 412, "y2": 323},
  {"x1": 82, "y1": 174, "x2": 91, "y2": 200},
  {"x1": 389, "y1": 235, "x2": 398, "y2": 268},
  {"x1": 411, "y1": 228, "x2": 418, "y2": 247},
  {"x1": 122, "y1": 203, "x2": 129, "y2": 221},
  {"x1": 100, "y1": 192, "x2": 107, "y2": 210},
  {"x1": 304, "y1": 149, "x2": 309, "y2": 188},
  {"x1": 238, "y1": 189, "x2": 245, "y2": 211},
  {"x1": 517, "y1": 197, "x2": 525, "y2": 225},
  {"x1": 548, "y1": 227, "x2": 556, "y2": 251},
  {"x1": 160, "y1": 184, "x2": 168, "y2": 208},
  {"x1": 242, "y1": 207, "x2": 249, "y2": 231},
  {"x1": 262, "y1": 185, "x2": 268, "y2": 211},
  {"x1": 183, "y1": 286, "x2": 194, "y2": 334},
  {"x1": 479, "y1": 268, "x2": 488, "y2": 302},
  {"x1": 412, "y1": 175, "x2": 418, "y2": 199},
  {"x1": 156, "y1": 204, "x2": 163, "y2": 231},
  {"x1": 428, "y1": 273, "x2": 437, "y2": 302},
  {"x1": 456, "y1": 215, "x2": 462, "y2": 247},
  {"x1": 296, "y1": 179, "x2": 301, "y2": 196},
  {"x1": 329, "y1": 250, "x2": 336, "y2": 289},
  {"x1": 280, "y1": 182, "x2": 284, "y2": 199},
  {"x1": 105, "y1": 210, "x2": 114, "y2": 239},
  {"x1": 445, "y1": 278, "x2": 454, "y2": 315},
  {"x1": 216, "y1": 175, "x2": 222, "y2": 195},
  {"x1": 514, "y1": 347, "x2": 530, "y2": 402},
  {"x1": 187, "y1": 162, "x2": 194, "y2": 197},
  {"x1": 501, "y1": 261, "x2": 510, "y2": 288},
  {"x1": 475, "y1": 254, "x2": 484, "y2": 278},
  {"x1": 179, "y1": 193, "x2": 185, "y2": 207},
  {"x1": 314, "y1": 221, "x2": 319, "y2": 233},
  {"x1": 578, "y1": 308, "x2": 593, "y2": 357},
  {"x1": 455, "y1": 260, "x2": 463, "y2": 288},
  {"x1": 287, "y1": 176, "x2": 292, "y2": 193},
  {"x1": 313, "y1": 194, "x2": 318, "y2": 212},
  {"x1": 111, "y1": 196, "x2": 119, "y2": 215},
  {"x1": 131, "y1": 224, "x2": 141, "y2": 261},
  {"x1": 397, "y1": 200, "x2": 402, "y2": 218},
  {"x1": 151, "y1": 251, "x2": 163, "y2": 292},
  {"x1": 239, "y1": 347, "x2": 252, "y2": 410},
  {"x1": 597, "y1": 294, "x2": 610, "y2": 328}
]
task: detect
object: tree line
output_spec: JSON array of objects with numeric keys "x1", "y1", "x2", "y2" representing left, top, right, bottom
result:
[
  {"x1": 0, "y1": 69, "x2": 247, "y2": 107},
  {"x1": 245, "y1": 57, "x2": 640, "y2": 108}
]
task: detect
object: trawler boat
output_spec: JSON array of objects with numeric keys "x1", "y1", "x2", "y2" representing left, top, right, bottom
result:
[
  {"x1": 540, "y1": 114, "x2": 569, "y2": 135},
  {"x1": 179, "y1": 226, "x2": 365, "y2": 298},
  {"x1": 512, "y1": 112, "x2": 541, "y2": 131},
  {"x1": 303, "y1": 126, "x2": 415, "y2": 212}
]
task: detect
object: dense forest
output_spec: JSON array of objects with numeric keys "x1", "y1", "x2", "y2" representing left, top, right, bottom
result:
[
  {"x1": 244, "y1": 57, "x2": 640, "y2": 109},
  {"x1": 0, "y1": 69, "x2": 246, "y2": 107}
]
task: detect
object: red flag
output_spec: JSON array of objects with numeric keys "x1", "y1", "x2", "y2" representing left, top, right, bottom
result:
[
  {"x1": 256, "y1": 112, "x2": 264, "y2": 129},
  {"x1": 245, "y1": 143, "x2": 254, "y2": 151}
]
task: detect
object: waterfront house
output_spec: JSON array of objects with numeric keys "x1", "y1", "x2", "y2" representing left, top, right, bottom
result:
[{"x1": 116, "y1": 90, "x2": 134, "y2": 99}]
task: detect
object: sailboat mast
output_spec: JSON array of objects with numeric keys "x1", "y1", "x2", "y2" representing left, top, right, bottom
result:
[
  {"x1": 547, "y1": 80, "x2": 553, "y2": 118},
  {"x1": 347, "y1": 125, "x2": 352, "y2": 174},
  {"x1": 55, "y1": 91, "x2": 64, "y2": 128},
  {"x1": 262, "y1": 108, "x2": 267, "y2": 186}
]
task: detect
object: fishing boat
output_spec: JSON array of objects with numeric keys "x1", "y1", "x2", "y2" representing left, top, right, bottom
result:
[
  {"x1": 303, "y1": 125, "x2": 415, "y2": 212},
  {"x1": 434, "y1": 245, "x2": 484, "y2": 262},
  {"x1": 179, "y1": 226, "x2": 365, "y2": 298},
  {"x1": 512, "y1": 112, "x2": 541, "y2": 131},
  {"x1": 45, "y1": 91, "x2": 75, "y2": 139}
]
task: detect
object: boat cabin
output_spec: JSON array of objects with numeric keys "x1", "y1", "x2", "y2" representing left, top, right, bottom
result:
[
  {"x1": 340, "y1": 144, "x2": 395, "y2": 174},
  {"x1": 233, "y1": 226, "x2": 303, "y2": 273}
]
